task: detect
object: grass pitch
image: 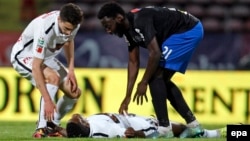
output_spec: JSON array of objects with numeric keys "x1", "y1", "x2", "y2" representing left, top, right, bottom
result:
[{"x1": 0, "y1": 121, "x2": 226, "y2": 141}]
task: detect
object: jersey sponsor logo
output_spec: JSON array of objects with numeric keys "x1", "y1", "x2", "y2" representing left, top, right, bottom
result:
[
  {"x1": 36, "y1": 46, "x2": 43, "y2": 53},
  {"x1": 22, "y1": 57, "x2": 32, "y2": 64},
  {"x1": 134, "y1": 28, "x2": 145, "y2": 42},
  {"x1": 38, "y1": 37, "x2": 45, "y2": 47},
  {"x1": 37, "y1": 37, "x2": 44, "y2": 53}
]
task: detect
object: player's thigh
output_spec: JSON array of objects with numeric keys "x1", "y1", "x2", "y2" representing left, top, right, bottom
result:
[
  {"x1": 42, "y1": 67, "x2": 61, "y2": 85},
  {"x1": 43, "y1": 58, "x2": 68, "y2": 85},
  {"x1": 44, "y1": 58, "x2": 81, "y2": 98},
  {"x1": 12, "y1": 59, "x2": 35, "y2": 85},
  {"x1": 159, "y1": 28, "x2": 202, "y2": 73}
]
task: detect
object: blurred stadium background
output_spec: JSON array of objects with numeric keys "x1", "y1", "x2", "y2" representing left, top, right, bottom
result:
[
  {"x1": 1, "y1": 0, "x2": 250, "y2": 125},
  {"x1": 1, "y1": 0, "x2": 250, "y2": 69}
]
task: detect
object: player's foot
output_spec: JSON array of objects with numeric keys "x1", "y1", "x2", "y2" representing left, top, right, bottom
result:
[
  {"x1": 179, "y1": 125, "x2": 204, "y2": 138},
  {"x1": 47, "y1": 122, "x2": 57, "y2": 129},
  {"x1": 46, "y1": 122, "x2": 65, "y2": 137},
  {"x1": 32, "y1": 128, "x2": 48, "y2": 138},
  {"x1": 55, "y1": 126, "x2": 67, "y2": 137},
  {"x1": 157, "y1": 126, "x2": 174, "y2": 138},
  {"x1": 218, "y1": 127, "x2": 227, "y2": 138},
  {"x1": 164, "y1": 130, "x2": 174, "y2": 138}
]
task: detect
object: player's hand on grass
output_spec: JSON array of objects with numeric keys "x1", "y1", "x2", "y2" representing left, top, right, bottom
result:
[{"x1": 133, "y1": 81, "x2": 148, "y2": 105}]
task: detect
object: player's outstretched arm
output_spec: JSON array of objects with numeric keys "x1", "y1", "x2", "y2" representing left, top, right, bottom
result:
[{"x1": 125, "y1": 127, "x2": 146, "y2": 138}]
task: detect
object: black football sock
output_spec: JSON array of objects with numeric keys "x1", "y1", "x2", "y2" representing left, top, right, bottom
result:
[
  {"x1": 149, "y1": 76, "x2": 170, "y2": 127},
  {"x1": 167, "y1": 81, "x2": 196, "y2": 123}
]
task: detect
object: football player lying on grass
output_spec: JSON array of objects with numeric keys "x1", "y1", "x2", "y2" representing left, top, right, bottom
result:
[{"x1": 54, "y1": 113, "x2": 226, "y2": 138}]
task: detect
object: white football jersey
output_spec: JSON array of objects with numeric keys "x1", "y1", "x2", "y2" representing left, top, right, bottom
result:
[
  {"x1": 87, "y1": 114, "x2": 126, "y2": 138},
  {"x1": 114, "y1": 114, "x2": 158, "y2": 137},
  {"x1": 86, "y1": 113, "x2": 158, "y2": 138},
  {"x1": 10, "y1": 11, "x2": 80, "y2": 64}
]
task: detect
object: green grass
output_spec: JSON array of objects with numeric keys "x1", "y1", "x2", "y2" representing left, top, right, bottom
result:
[{"x1": 0, "y1": 121, "x2": 226, "y2": 141}]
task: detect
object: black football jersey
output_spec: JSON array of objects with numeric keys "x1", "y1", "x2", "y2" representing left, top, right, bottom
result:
[{"x1": 124, "y1": 6, "x2": 199, "y2": 51}]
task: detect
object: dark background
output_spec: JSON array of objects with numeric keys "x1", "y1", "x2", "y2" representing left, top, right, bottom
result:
[{"x1": 1, "y1": 0, "x2": 250, "y2": 70}]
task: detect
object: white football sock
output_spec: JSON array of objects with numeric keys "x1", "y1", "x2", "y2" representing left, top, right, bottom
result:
[
  {"x1": 202, "y1": 129, "x2": 219, "y2": 138},
  {"x1": 187, "y1": 120, "x2": 200, "y2": 127},
  {"x1": 37, "y1": 84, "x2": 58, "y2": 129},
  {"x1": 53, "y1": 95, "x2": 78, "y2": 125},
  {"x1": 157, "y1": 125, "x2": 173, "y2": 137}
]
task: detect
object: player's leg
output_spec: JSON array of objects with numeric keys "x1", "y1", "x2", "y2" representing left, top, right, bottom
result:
[
  {"x1": 35, "y1": 60, "x2": 71, "y2": 137},
  {"x1": 39, "y1": 66, "x2": 61, "y2": 123},
  {"x1": 202, "y1": 127, "x2": 227, "y2": 138},
  {"x1": 165, "y1": 78, "x2": 199, "y2": 124},
  {"x1": 54, "y1": 81, "x2": 81, "y2": 126},
  {"x1": 48, "y1": 59, "x2": 81, "y2": 126},
  {"x1": 158, "y1": 21, "x2": 204, "y2": 138},
  {"x1": 171, "y1": 121, "x2": 227, "y2": 138},
  {"x1": 148, "y1": 68, "x2": 168, "y2": 126},
  {"x1": 163, "y1": 70, "x2": 203, "y2": 138},
  {"x1": 12, "y1": 57, "x2": 61, "y2": 138},
  {"x1": 33, "y1": 58, "x2": 80, "y2": 137},
  {"x1": 170, "y1": 121, "x2": 187, "y2": 137},
  {"x1": 148, "y1": 68, "x2": 174, "y2": 138},
  {"x1": 177, "y1": 22, "x2": 204, "y2": 138}
]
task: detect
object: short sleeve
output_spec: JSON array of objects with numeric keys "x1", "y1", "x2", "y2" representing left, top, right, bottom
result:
[{"x1": 32, "y1": 25, "x2": 49, "y2": 59}]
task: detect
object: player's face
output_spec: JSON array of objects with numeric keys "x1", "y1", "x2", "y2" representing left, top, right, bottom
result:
[
  {"x1": 100, "y1": 16, "x2": 126, "y2": 38},
  {"x1": 58, "y1": 18, "x2": 75, "y2": 36},
  {"x1": 68, "y1": 114, "x2": 89, "y2": 127}
]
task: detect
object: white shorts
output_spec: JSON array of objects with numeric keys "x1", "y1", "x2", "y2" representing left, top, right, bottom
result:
[{"x1": 12, "y1": 57, "x2": 68, "y2": 86}]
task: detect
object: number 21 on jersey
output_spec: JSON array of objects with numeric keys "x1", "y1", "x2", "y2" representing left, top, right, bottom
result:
[{"x1": 162, "y1": 46, "x2": 172, "y2": 60}]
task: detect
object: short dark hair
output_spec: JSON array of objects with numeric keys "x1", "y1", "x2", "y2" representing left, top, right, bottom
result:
[
  {"x1": 60, "y1": 3, "x2": 83, "y2": 26},
  {"x1": 66, "y1": 122, "x2": 90, "y2": 138},
  {"x1": 97, "y1": 2, "x2": 125, "y2": 19}
]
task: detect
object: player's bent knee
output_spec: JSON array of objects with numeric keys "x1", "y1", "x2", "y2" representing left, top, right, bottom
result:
[{"x1": 46, "y1": 74, "x2": 60, "y2": 85}]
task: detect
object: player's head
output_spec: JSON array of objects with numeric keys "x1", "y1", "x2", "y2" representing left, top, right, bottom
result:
[
  {"x1": 66, "y1": 114, "x2": 90, "y2": 138},
  {"x1": 97, "y1": 2, "x2": 127, "y2": 37},
  {"x1": 97, "y1": 2, "x2": 125, "y2": 19},
  {"x1": 58, "y1": 3, "x2": 83, "y2": 35}
]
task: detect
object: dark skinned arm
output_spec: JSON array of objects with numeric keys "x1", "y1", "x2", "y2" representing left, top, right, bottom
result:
[
  {"x1": 125, "y1": 127, "x2": 146, "y2": 138},
  {"x1": 133, "y1": 36, "x2": 161, "y2": 105},
  {"x1": 118, "y1": 46, "x2": 140, "y2": 114}
]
